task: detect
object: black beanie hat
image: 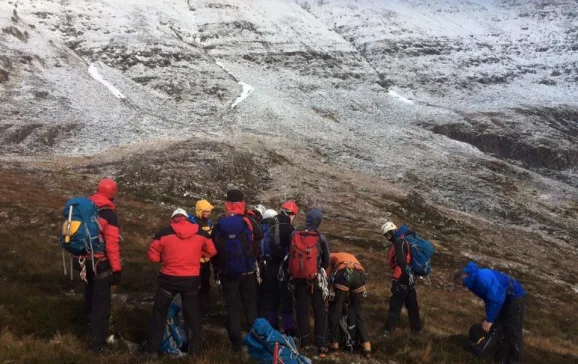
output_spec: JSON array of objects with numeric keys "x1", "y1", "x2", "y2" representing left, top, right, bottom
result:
[{"x1": 226, "y1": 189, "x2": 244, "y2": 202}]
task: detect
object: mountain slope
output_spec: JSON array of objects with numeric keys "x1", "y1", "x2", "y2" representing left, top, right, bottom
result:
[{"x1": 1, "y1": 1, "x2": 577, "y2": 254}]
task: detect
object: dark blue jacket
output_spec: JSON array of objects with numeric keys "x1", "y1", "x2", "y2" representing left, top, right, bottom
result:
[
  {"x1": 301, "y1": 209, "x2": 330, "y2": 270},
  {"x1": 462, "y1": 262, "x2": 525, "y2": 323}
]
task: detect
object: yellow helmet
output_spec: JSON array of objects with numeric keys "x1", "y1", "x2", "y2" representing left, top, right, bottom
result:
[{"x1": 195, "y1": 200, "x2": 214, "y2": 218}]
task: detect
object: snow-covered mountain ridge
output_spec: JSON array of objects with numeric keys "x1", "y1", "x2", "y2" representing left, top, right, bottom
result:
[{"x1": 1, "y1": 0, "x2": 577, "y2": 242}]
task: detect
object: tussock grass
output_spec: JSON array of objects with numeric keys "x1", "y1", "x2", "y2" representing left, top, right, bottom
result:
[{"x1": 0, "y1": 167, "x2": 576, "y2": 363}]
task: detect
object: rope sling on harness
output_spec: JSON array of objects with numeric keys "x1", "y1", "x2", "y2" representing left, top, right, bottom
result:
[{"x1": 339, "y1": 303, "x2": 356, "y2": 352}]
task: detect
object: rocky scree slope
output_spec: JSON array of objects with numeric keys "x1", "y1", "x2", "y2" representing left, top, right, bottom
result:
[{"x1": 0, "y1": 0, "x2": 577, "y2": 246}]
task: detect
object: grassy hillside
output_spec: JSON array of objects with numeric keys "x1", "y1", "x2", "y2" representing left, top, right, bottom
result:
[{"x1": 0, "y1": 165, "x2": 577, "y2": 364}]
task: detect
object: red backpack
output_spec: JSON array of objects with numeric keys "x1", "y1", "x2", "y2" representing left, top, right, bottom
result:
[{"x1": 289, "y1": 230, "x2": 320, "y2": 279}]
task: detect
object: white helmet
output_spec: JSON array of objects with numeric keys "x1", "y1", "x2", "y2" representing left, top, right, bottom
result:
[
  {"x1": 253, "y1": 204, "x2": 267, "y2": 218},
  {"x1": 380, "y1": 221, "x2": 397, "y2": 236},
  {"x1": 171, "y1": 208, "x2": 188, "y2": 219},
  {"x1": 262, "y1": 209, "x2": 278, "y2": 220}
]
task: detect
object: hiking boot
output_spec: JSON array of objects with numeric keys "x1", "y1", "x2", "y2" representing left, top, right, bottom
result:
[
  {"x1": 362, "y1": 349, "x2": 372, "y2": 359},
  {"x1": 317, "y1": 347, "x2": 328, "y2": 358},
  {"x1": 87, "y1": 347, "x2": 105, "y2": 355},
  {"x1": 411, "y1": 328, "x2": 423, "y2": 336},
  {"x1": 328, "y1": 345, "x2": 340, "y2": 357}
]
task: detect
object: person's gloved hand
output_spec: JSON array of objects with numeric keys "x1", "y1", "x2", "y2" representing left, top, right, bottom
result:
[{"x1": 111, "y1": 271, "x2": 122, "y2": 286}]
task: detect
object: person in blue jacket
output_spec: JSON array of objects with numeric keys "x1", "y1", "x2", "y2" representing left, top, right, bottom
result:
[{"x1": 454, "y1": 262, "x2": 525, "y2": 364}]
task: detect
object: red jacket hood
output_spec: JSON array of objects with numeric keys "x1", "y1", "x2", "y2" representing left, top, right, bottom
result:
[
  {"x1": 225, "y1": 201, "x2": 245, "y2": 215},
  {"x1": 89, "y1": 193, "x2": 116, "y2": 210},
  {"x1": 171, "y1": 217, "x2": 199, "y2": 239}
]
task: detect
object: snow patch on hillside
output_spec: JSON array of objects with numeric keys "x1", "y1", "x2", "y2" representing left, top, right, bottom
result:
[
  {"x1": 231, "y1": 82, "x2": 254, "y2": 109},
  {"x1": 388, "y1": 90, "x2": 414, "y2": 105},
  {"x1": 88, "y1": 63, "x2": 126, "y2": 100}
]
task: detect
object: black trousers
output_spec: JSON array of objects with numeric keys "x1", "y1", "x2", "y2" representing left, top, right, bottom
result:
[
  {"x1": 144, "y1": 274, "x2": 203, "y2": 355},
  {"x1": 384, "y1": 279, "x2": 422, "y2": 333},
  {"x1": 258, "y1": 261, "x2": 281, "y2": 328},
  {"x1": 293, "y1": 278, "x2": 328, "y2": 349},
  {"x1": 221, "y1": 273, "x2": 258, "y2": 349},
  {"x1": 279, "y1": 277, "x2": 296, "y2": 334},
  {"x1": 498, "y1": 297, "x2": 524, "y2": 364},
  {"x1": 75, "y1": 258, "x2": 112, "y2": 352},
  {"x1": 328, "y1": 269, "x2": 369, "y2": 347},
  {"x1": 199, "y1": 261, "x2": 212, "y2": 316}
]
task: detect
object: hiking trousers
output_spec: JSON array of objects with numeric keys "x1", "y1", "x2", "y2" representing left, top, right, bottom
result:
[
  {"x1": 75, "y1": 258, "x2": 112, "y2": 352},
  {"x1": 293, "y1": 278, "x2": 328, "y2": 349},
  {"x1": 199, "y1": 261, "x2": 212, "y2": 316},
  {"x1": 279, "y1": 276, "x2": 296, "y2": 335},
  {"x1": 258, "y1": 261, "x2": 281, "y2": 328},
  {"x1": 221, "y1": 272, "x2": 258, "y2": 349},
  {"x1": 384, "y1": 278, "x2": 422, "y2": 333},
  {"x1": 498, "y1": 297, "x2": 524, "y2": 364},
  {"x1": 328, "y1": 269, "x2": 369, "y2": 350},
  {"x1": 144, "y1": 274, "x2": 203, "y2": 355}
]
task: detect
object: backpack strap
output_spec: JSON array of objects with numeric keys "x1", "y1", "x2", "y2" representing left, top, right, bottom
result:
[
  {"x1": 240, "y1": 217, "x2": 254, "y2": 273},
  {"x1": 274, "y1": 217, "x2": 281, "y2": 247}
]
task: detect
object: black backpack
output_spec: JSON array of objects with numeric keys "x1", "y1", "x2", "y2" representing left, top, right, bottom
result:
[{"x1": 468, "y1": 323, "x2": 503, "y2": 358}]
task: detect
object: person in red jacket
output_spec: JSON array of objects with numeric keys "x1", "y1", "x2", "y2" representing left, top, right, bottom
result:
[
  {"x1": 144, "y1": 208, "x2": 217, "y2": 358},
  {"x1": 78, "y1": 178, "x2": 121, "y2": 353},
  {"x1": 381, "y1": 222, "x2": 422, "y2": 336}
]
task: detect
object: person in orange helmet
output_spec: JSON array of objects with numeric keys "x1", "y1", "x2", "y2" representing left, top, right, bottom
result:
[
  {"x1": 275, "y1": 201, "x2": 299, "y2": 338},
  {"x1": 75, "y1": 178, "x2": 122, "y2": 353}
]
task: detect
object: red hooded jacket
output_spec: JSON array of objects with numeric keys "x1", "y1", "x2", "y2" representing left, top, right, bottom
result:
[
  {"x1": 147, "y1": 216, "x2": 217, "y2": 276},
  {"x1": 89, "y1": 193, "x2": 121, "y2": 272},
  {"x1": 388, "y1": 239, "x2": 411, "y2": 280}
]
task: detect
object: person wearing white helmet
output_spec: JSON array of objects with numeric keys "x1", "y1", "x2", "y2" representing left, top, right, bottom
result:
[
  {"x1": 262, "y1": 209, "x2": 278, "y2": 220},
  {"x1": 380, "y1": 221, "x2": 422, "y2": 337},
  {"x1": 256, "y1": 207, "x2": 281, "y2": 325},
  {"x1": 144, "y1": 208, "x2": 217, "y2": 357},
  {"x1": 248, "y1": 204, "x2": 267, "y2": 223},
  {"x1": 257, "y1": 201, "x2": 299, "y2": 337}
]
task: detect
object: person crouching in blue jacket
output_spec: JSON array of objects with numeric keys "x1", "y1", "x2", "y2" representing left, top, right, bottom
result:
[{"x1": 454, "y1": 262, "x2": 525, "y2": 364}]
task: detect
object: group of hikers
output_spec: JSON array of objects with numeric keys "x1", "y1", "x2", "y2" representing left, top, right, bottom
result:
[{"x1": 60, "y1": 179, "x2": 526, "y2": 363}]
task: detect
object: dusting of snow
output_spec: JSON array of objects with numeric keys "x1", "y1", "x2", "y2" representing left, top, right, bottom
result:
[
  {"x1": 0, "y1": 0, "x2": 576, "y2": 239},
  {"x1": 388, "y1": 90, "x2": 414, "y2": 105},
  {"x1": 573, "y1": 285, "x2": 578, "y2": 294},
  {"x1": 88, "y1": 63, "x2": 126, "y2": 100},
  {"x1": 231, "y1": 82, "x2": 255, "y2": 109}
]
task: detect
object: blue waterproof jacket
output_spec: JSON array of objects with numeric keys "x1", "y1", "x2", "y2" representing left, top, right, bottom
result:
[{"x1": 462, "y1": 262, "x2": 525, "y2": 323}]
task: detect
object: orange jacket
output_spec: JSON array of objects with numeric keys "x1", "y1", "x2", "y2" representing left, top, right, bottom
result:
[{"x1": 327, "y1": 252, "x2": 365, "y2": 277}]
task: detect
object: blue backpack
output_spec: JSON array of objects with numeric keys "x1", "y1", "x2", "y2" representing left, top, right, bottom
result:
[
  {"x1": 160, "y1": 303, "x2": 188, "y2": 356},
  {"x1": 60, "y1": 197, "x2": 103, "y2": 255},
  {"x1": 259, "y1": 222, "x2": 272, "y2": 260},
  {"x1": 259, "y1": 217, "x2": 282, "y2": 261},
  {"x1": 244, "y1": 318, "x2": 311, "y2": 364},
  {"x1": 217, "y1": 215, "x2": 255, "y2": 276},
  {"x1": 405, "y1": 232, "x2": 435, "y2": 276}
]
